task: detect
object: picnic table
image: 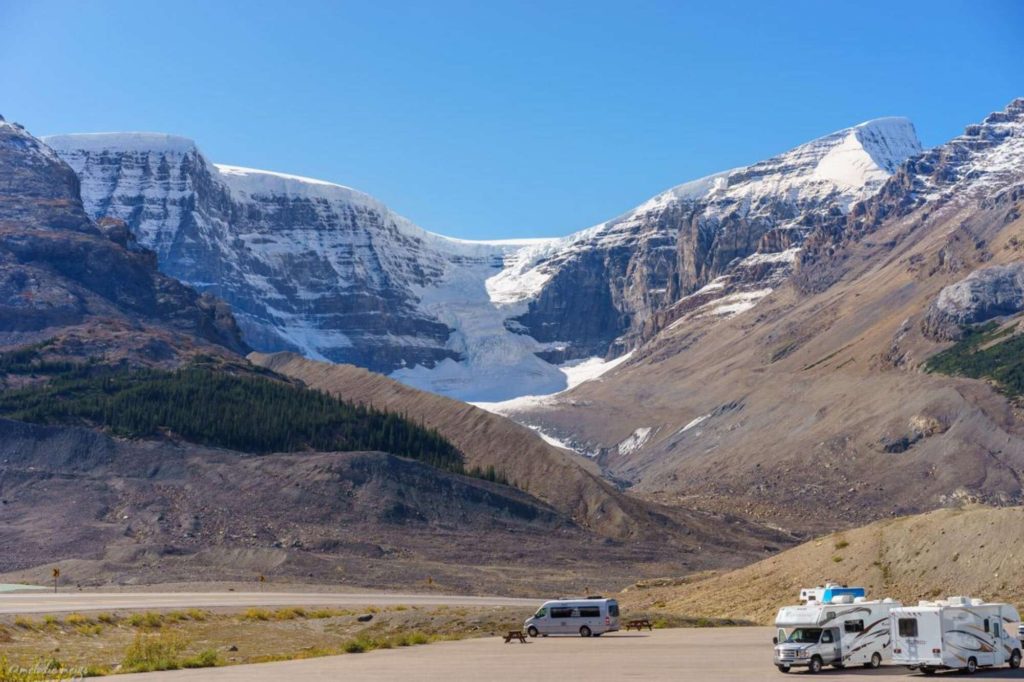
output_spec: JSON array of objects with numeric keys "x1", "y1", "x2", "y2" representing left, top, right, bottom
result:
[
  {"x1": 503, "y1": 630, "x2": 528, "y2": 643},
  {"x1": 624, "y1": 618, "x2": 653, "y2": 631}
]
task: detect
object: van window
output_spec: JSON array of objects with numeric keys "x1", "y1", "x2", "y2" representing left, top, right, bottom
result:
[
  {"x1": 898, "y1": 618, "x2": 918, "y2": 637},
  {"x1": 550, "y1": 607, "x2": 573, "y2": 619},
  {"x1": 534, "y1": 608, "x2": 546, "y2": 619},
  {"x1": 608, "y1": 603, "x2": 619, "y2": 617},
  {"x1": 844, "y1": 620, "x2": 864, "y2": 633},
  {"x1": 579, "y1": 607, "x2": 600, "y2": 618}
]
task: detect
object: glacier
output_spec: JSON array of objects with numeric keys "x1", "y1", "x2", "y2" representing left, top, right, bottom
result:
[{"x1": 43, "y1": 116, "x2": 922, "y2": 403}]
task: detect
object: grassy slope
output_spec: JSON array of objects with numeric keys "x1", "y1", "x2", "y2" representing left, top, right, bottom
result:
[{"x1": 623, "y1": 505, "x2": 1024, "y2": 624}]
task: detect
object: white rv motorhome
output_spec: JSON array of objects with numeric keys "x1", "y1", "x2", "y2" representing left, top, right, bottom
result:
[
  {"x1": 891, "y1": 596, "x2": 1022, "y2": 674},
  {"x1": 773, "y1": 585, "x2": 901, "y2": 673}
]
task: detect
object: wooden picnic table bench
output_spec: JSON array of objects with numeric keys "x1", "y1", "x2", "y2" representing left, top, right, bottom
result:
[
  {"x1": 625, "y1": 619, "x2": 653, "y2": 631},
  {"x1": 503, "y1": 630, "x2": 528, "y2": 643}
]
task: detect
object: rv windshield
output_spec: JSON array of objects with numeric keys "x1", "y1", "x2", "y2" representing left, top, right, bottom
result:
[{"x1": 786, "y1": 628, "x2": 823, "y2": 644}]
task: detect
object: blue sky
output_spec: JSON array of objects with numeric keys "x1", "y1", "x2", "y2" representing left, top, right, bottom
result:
[{"x1": 2, "y1": 0, "x2": 1021, "y2": 239}]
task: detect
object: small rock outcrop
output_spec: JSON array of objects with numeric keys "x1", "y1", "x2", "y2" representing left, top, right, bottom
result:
[{"x1": 922, "y1": 262, "x2": 1024, "y2": 340}]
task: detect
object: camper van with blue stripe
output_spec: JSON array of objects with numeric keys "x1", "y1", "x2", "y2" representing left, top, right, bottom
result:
[{"x1": 773, "y1": 583, "x2": 901, "y2": 673}]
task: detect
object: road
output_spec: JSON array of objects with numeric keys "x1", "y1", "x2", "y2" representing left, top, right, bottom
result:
[
  {"x1": 0, "y1": 591, "x2": 536, "y2": 615},
  {"x1": 112, "y1": 627, "x2": 1024, "y2": 681}
]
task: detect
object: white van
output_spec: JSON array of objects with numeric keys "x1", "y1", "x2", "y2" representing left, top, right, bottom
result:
[
  {"x1": 891, "y1": 597, "x2": 1022, "y2": 674},
  {"x1": 524, "y1": 598, "x2": 620, "y2": 637}
]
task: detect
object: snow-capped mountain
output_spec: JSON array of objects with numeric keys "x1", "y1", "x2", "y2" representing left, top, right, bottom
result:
[{"x1": 44, "y1": 116, "x2": 921, "y2": 401}]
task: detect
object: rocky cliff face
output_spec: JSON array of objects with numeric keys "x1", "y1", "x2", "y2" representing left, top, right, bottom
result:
[
  {"x1": 507, "y1": 118, "x2": 922, "y2": 354},
  {"x1": 0, "y1": 117, "x2": 247, "y2": 362},
  {"x1": 46, "y1": 118, "x2": 921, "y2": 400}
]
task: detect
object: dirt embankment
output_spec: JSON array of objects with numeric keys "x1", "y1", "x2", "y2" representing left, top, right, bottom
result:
[{"x1": 622, "y1": 505, "x2": 1024, "y2": 624}]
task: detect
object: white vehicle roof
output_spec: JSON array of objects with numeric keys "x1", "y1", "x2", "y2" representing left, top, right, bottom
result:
[{"x1": 776, "y1": 598, "x2": 900, "y2": 627}]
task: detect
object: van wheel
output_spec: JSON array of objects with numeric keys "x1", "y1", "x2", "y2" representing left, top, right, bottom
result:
[
  {"x1": 808, "y1": 656, "x2": 823, "y2": 674},
  {"x1": 1011, "y1": 649, "x2": 1022, "y2": 669},
  {"x1": 966, "y1": 657, "x2": 977, "y2": 674},
  {"x1": 866, "y1": 652, "x2": 882, "y2": 669},
  {"x1": 776, "y1": 664, "x2": 791, "y2": 673},
  {"x1": 579, "y1": 626, "x2": 592, "y2": 637},
  {"x1": 526, "y1": 626, "x2": 538, "y2": 638}
]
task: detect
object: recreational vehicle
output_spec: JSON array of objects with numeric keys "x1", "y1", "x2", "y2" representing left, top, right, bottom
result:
[
  {"x1": 524, "y1": 598, "x2": 619, "y2": 637},
  {"x1": 773, "y1": 585, "x2": 901, "y2": 673},
  {"x1": 891, "y1": 597, "x2": 1022, "y2": 674}
]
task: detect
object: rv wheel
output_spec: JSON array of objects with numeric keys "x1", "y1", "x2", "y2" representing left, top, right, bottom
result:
[
  {"x1": 579, "y1": 625, "x2": 592, "y2": 637},
  {"x1": 966, "y1": 657, "x2": 977, "y2": 674},
  {"x1": 527, "y1": 626, "x2": 538, "y2": 638},
  {"x1": 775, "y1": 664, "x2": 791, "y2": 673},
  {"x1": 920, "y1": 666, "x2": 935, "y2": 676},
  {"x1": 808, "y1": 656, "x2": 823, "y2": 674},
  {"x1": 1011, "y1": 649, "x2": 1022, "y2": 669},
  {"x1": 866, "y1": 652, "x2": 882, "y2": 669}
]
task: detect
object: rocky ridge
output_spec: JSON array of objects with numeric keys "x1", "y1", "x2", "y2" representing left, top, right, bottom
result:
[{"x1": 0, "y1": 117, "x2": 247, "y2": 364}]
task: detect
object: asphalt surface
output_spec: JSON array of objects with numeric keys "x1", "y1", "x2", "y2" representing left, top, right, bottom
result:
[
  {"x1": 0, "y1": 591, "x2": 536, "y2": 615},
  {"x1": 110, "y1": 627, "x2": 1024, "y2": 681}
]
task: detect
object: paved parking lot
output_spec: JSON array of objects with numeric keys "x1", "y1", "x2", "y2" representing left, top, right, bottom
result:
[{"x1": 115, "y1": 626, "x2": 1024, "y2": 681}]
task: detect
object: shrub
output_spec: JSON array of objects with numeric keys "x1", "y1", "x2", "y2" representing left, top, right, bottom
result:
[
  {"x1": 13, "y1": 616, "x2": 35, "y2": 630},
  {"x1": 120, "y1": 632, "x2": 188, "y2": 673},
  {"x1": 182, "y1": 650, "x2": 219, "y2": 669},
  {"x1": 834, "y1": 539, "x2": 849, "y2": 550},
  {"x1": 272, "y1": 607, "x2": 305, "y2": 620},
  {"x1": 185, "y1": 609, "x2": 207, "y2": 621},
  {"x1": 343, "y1": 639, "x2": 366, "y2": 654},
  {"x1": 96, "y1": 613, "x2": 117, "y2": 624},
  {"x1": 127, "y1": 612, "x2": 165, "y2": 628},
  {"x1": 242, "y1": 608, "x2": 271, "y2": 621},
  {"x1": 64, "y1": 613, "x2": 92, "y2": 626}
]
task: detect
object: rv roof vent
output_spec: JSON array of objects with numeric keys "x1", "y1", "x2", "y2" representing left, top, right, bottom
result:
[
  {"x1": 948, "y1": 596, "x2": 968, "y2": 606},
  {"x1": 854, "y1": 596, "x2": 866, "y2": 603},
  {"x1": 882, "y1": 598, "x2": 894, "y2": 603},
  {"x1": 832, "y1": 595, "x2": 854, "y2": 604},
  {"x1": 971, "y1": 598, "x2": 984, "y2": 606}
]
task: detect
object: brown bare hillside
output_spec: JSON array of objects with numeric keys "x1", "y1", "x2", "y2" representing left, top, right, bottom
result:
[
  {"x1": 248, "y1": 351, "x2": 789, "y2": 561},
  {"x1": 510, "y1": 101, "x2": 1024, "y2": 535},
  {"x1": 624, "y1": 505, "x2": 1024, "y2": 624}
]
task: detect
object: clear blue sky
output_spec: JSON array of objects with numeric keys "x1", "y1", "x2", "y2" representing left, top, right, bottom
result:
[{"x1": 2, "y1": 0, "x2": 1021, "y2": 239}]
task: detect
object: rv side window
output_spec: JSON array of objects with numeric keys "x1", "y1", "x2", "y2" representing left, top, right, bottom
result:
[
  {"x1": 579, "y1": 607, "x2": 600, "y2": 618},
  {"x1": 994, "y1": 622, "x2": 1001, "y2": 637},
  {"x1": 550, "y1": 607, "x2": 573, "y2": 619},
  {"x1": 825, "y1": 611, "x2": 836, "y2": 621},
  {"x1": 898, "y1": 618, "x2": 918, "y2": 637},
  {"x1": 844, "y1": 620, "x2": 864, "y2": 633},
  {"x1": 984, "y1": 618, "x2": 990, "y2": 633},
  {"x1": 608, "y1": 603, "x2": 619, "y2": 617}
]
